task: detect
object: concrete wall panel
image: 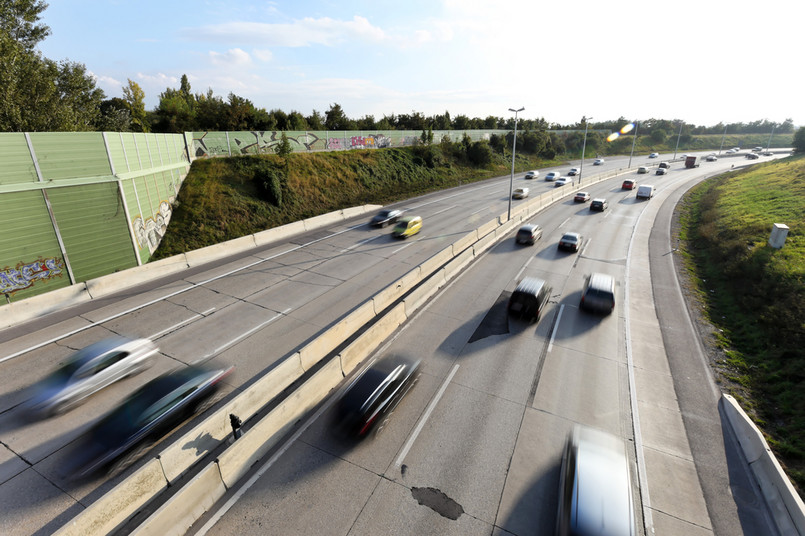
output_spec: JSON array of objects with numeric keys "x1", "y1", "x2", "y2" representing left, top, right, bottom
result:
[
  {"x1": 339, "y1": 303, "x2": 407, "y2": 376},
  {"x1": 252, "y1": 221, "x2": 306, "y2": 247},
  {"x1": 403, "y1": 269, "x2": 446, "y2": 316},
  {"x1": 298, "y1": 301, "x2": 376, "y2": 371},
  {"x1": 372, "y1": 267, "x2": 421, "y2": 314},
  {"x1": 184, "y1": 235, "x2": 258, "y2": 267}
]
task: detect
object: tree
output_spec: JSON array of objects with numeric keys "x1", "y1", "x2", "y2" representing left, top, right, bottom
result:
[
  {"x1": 0, "y1": 0, "x2": 50, "y2": 50},
  {"x1": 123, "y1": 79, "x2": 149, "y2": 132},
  {"x1": 274, "y1": 131, "x2": 293, "y2": 157},
  {"x1": 793, "y1": 127, "x2": 805, "y2": 154},
  {"x1": 325, "y1": 103, "x2": 350, "y2": 130},
  {"x1": 97, "y1": 98, "x2": 131, "y2": 131}
]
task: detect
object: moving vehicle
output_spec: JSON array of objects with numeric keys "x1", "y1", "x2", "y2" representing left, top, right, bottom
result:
[
  {"x1": 370, "y1": 209, "x2": 402, "y2": 227},
  {"x1": 648, "y1": 152, "x2": 659, "y2": 158},
  {"x1": 636, "y1": 184, "x2": 655, "y2": 200},
  {"x1": 574, "y1": 191, "x2": 591, "y2": 202},
  {"x1": 637, "y1": 167, "x2": 648, "y2": 174},
  {"x1": 590, "y1": 198, "x2": 608, "y2": 212},
  {"x1": 545, "y1": 171, "x2": 560, "y2": 181},
  {"x1": 336, "y1": 355, "x2": 421, "y2": 438},
  {"x1": 507, "y1": 277, "x2": 552, "y2": 322},
  {"x1": 516, "y1": 224, "x2": 542, "y2": 245},
  {"x1": 685, "y1": 155, "x2": 699, "y2": 168},
  {"x1": 512, "y1": 187, "x2": 529, "y2": 199},
  {"x1": 568, "y1": 168, "x2": 580, "y2": 176},
  {"x1": 593, "y1": 158, "x2": 605, "y2": 165},
  {"x1": 746, "y1": 153, "x2": 759, "y2": 160},
  {"x1": 580, "y1": 273, "x2": 616, "y2": 314},
  {"x1": 524, "y1": 170, "x2": 539, "y2": 179},
  {"x1": 67, "y1": 365, "x2": 234, "y2": 477},
  {"x1": 25, "y1": 337, "x2": 158, "y2": 417},
  {"x1": 554, "y1": 177, "x2": 570, "y2": 187},
  {"x1": 556, "y1": 425, "x2": 636, "y2": 536},
  {"x1": 706, "y1": 155, "x2": 718, "y2": 162},
  {"x1": 558, "y1": 232, "x2": 583, "y2": 252},
  {"x1": 655, "y1": 168, "x2": 667, "y2": 175},
  {"x1": 622, "y1": 179, "x2": 636, "y2": 190},
  {"x1": 658, "y1": 161, "x2": 671, "y2": 169},
  {"x1": 392, "y1": 216, "x2": 422, "y2": 238}
]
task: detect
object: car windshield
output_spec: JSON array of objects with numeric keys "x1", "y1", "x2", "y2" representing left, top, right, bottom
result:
[{"x1": 562, "y1": 234, "x2": 578, "y2": 243}]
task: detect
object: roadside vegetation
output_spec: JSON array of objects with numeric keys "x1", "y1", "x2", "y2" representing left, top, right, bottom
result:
[{"x1": 677, "y1": 154, "x2": 805, "y2": 491}]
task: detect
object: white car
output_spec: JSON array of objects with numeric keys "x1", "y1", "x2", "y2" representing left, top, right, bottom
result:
[
  {"x1": 593, "y1": 158, "x2": 604, "y2": 165},
  {"x1": 567, "y1": 168, "x2": 580, "y2": 176},
  {"x1": 706, "y1": 155, "x2": 717, "y2": 162},
  {"x1": 544, "y1": 171, "x2": 560, "y2": 181},
  {"x1": 524, "y1": 170, "x2": 539, "y2": 179},
  {"x1": 512, "y1": 187, "x2": 529, "y2": 199},
  {"x1": 649, "y1": 152, "x2": 659, "y2": 158},
  {"x1": 554, "y1": 177, "x2": 570, "y2": 187}
]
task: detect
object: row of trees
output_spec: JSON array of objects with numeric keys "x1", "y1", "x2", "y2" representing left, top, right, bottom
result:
[{"x1": 0, "y1": 1, "x2": 797, "y2": 138}]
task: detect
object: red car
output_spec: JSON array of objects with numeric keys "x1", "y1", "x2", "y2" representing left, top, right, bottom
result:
[{"x1": 622, "y1": 179, "x2": 636, "y2": 190}]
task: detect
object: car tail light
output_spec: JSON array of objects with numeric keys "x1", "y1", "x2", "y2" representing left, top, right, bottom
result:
[{"x1": 359, "y1": 414, "x2": 378, "y2": 436}]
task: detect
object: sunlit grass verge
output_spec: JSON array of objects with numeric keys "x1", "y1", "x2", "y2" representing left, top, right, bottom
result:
[{"x1": 677, "y1": 154, "x2": 805, "y2": 492}]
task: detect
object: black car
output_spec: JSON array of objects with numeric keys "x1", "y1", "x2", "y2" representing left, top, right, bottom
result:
[
  {"x1": 590, "y1": 199, "x2": 608, "y2": 212},
  {"x1": 336, "y1": 355, "x2": 421, "y2": 438},
  {"x1": 66, "y1": 365, "x2": 233, "y2": 478},
  {"x1": 370, "y1": 209, "x2": 402, "y2": 227}
]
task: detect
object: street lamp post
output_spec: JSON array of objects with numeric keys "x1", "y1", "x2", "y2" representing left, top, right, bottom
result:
[
  {"x1": 766, "y1": 124, "x2": 776, "y2": 151},
  {"x1": 628, "y1": 121, "x2": 639, "y2": 168},
  {"x1": 507, "y1": 106, "x2": 524, "y2": 220},
  {"x1": 579, "y1": 117, "x2": 592, "y2": 185},
  {"x1": 673, "y1": 121, "x2": 683, "y2": 160},
  {"x1": 719, "y1": 124, "x2": 728, "y2": 155}
]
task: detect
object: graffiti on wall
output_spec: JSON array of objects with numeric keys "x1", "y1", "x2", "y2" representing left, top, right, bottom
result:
[
  {"x1": 193, "y1": 131, "x2": 325, "y2": 157},
  {"x1": 133, "y1": 200, "x2": 173, "y2": 254},
  {"x1": 327, "y1": 134, "x2": 394, "y2": 150},
  {"x1": 1, "y1": 257, "x2": 65, "y2": 294}
]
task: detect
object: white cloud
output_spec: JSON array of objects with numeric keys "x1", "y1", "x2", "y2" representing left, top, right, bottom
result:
[
  {"x1": 209, "y1": 48, "x2": 252, "y2": 66},
  {"x1": 253, "y1": 49, "x2": 273, "y2": 62}
]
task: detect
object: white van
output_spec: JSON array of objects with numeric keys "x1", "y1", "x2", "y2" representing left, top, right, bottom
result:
[{"x1": 636, "y1": 184, "x2": 654, "y2": 200}]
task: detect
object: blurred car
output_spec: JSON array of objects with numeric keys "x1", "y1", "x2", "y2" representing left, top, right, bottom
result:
[
  {"x1": 648, "y1": 152, "x2": 659, "y2": 158},
  {"x1": 658, "y1": 161, "x2": 671, "y2": 169},
  {"x1": 580, "y1": 273, "x2": 616, "y2": 315},
  {"x1": 512, "y1": 187, "x2": 529, "y2": 199},
  {"x1": 557, "y1": 425, "x2": 636, "y2": 536},
  {"x1": 574, "y1": 191, "x2": 591, "y2": 202},
  {"x1": 593, "y1": 158, "x2": 605, "y2": 165},
  {"x1": 545, "y1": 171, "x2": 560, "y2": 181},
  {"x1": 392, "y1": 216, "x2": 422, "y2": 238},
  {"x1": 706, "y1": 155, "x2": 718, "y2": 162},
  {"x1": 336, "y1": 355, "x2": 421, "y2": 438},
  {"x1": 725, "y1": 148, "x2": 736, "y2": 154},
  {"x1": 655, "y1": 167, "x2": 667, "y2": 175},
  {"x1": 370, "y1": 209, "x2": 402, "y2": 227},
  {"x1": 516, "y1": 224, "x2": 543, "y2": 245},
  {"x1": 746, "y1": 153, "x2": 759, "y2": 160},
  {"x1": 637, "y1": 167, "x2": 648, "y2": 174},
  {"x1": 25, "y1": 337, "x2": 158, "y2": 417},
  {"x1": 568, "y1": 168, "x2": 580, "y2": 176},
  {"x1": 590, "y1": 198, "x2": 608, "y2": 212},
  {"x1": 622, "y1": 179, "x2": 636, "y2": 190},
  {"x1": 554, "y1": 177, "x2": 571, "y2": 187},
  {"x1": 508, "y1": 277, "x2": 552, "y2": 322},
  {"x1": 753, "y1": 146, "x2": 763, "y2": 152},
  {"x1": 67, "y1": 365, "x2": 234, "y2": 478},
  {"x1": 524, "y1": 170, "x2": 540, "y2": 179},
  {"x1": 762, "y1": 151, "x2": 774, "y2": 156},
  {"x1": 558, "y1": 232, "x2": 583, "y2": 252}
]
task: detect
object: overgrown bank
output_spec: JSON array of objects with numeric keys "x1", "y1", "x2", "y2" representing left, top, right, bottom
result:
[{"x1": 676, "y1": 155, "x2": 805, "y2": 492}]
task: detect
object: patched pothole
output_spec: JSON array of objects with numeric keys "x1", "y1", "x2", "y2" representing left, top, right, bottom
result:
[{"x1": 411, "y1": 487, "x2": 464, "y2": 520}]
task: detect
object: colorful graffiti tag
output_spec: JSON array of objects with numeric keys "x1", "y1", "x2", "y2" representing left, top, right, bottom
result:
[
  {"x1": 132, "y1": 200, "x2": 173, "y2": 254},
  {"x1": 1, "y1": 257, "x2": 65, "y2": 294}
]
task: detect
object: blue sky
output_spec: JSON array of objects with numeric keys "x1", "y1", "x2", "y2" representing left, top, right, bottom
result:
[{"x1": 37, "y1": 0, "x2": 800, "y2": 128}]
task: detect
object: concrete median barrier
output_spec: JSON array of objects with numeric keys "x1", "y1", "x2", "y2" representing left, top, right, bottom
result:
[
  {"x1": 298, "y1": 300, "x2": 377, "y2": 371},
  {"x1": 403, "y1": 269, "x2": 446, "y2": 317},
  {"x1": 184, "y1": 235, "x2": 258, "y2": 268},
  {"x1": 372, "y1": 267, "x2": 421, "y2": 314},
  {"x1": 342, "y1": 204, "x2": 382, "y2": 220},
  {"x1": 131, "y1": 463, "x2": 226, "y2": 536},
  {"x1": 339, "y1": 303, "x2": 407, "y2": 376},
  {"x1": 217, "y1": 357, "x2": 343, "y2": 488},
  {"x1": 452, "y1": 230, "x2": 478, "y2": 255},
  {"x1": 0, "y1": 282, "x2": 90, "y2": 329},
  {"x1": 302, "y1": 211, "x2": 344, "y2": 231},
  {"x1": 476, "y1": 219, "x2": 498, "y2": 239},
  {"x1": 85, "y1": 255, "x2": 189, "y2": 299},
  {"x1": 722, "y1": 394, "x2": 805, "y2": 534},
  {"x1": 253, "y1": 220, "x2": 306, "y2": 247},
  {"x1": 444, "y1": 247, "x2": 475, "y2": 281},
  {"x1": 473, "y1": 228, "x2": 499, "y2": 255},
  {"x1": 53, "y1": 459, "x2": 167, "y2": 536}
]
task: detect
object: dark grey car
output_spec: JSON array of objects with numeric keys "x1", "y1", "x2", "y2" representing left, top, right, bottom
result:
[{"x1": 370, "y1": 209, "x2": 402, "y2": 227}]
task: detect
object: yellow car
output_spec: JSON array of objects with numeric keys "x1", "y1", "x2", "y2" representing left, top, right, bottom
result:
[{"x1": 392, "y1": 216, "x2": 422, "y2": 238}]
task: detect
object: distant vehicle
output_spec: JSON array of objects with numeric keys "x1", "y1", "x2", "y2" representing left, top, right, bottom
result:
[
  {"x1": 622, "y1": 179, "x2": 636, "y2": 190},
  {"x1": 67, "y1": 365, "x2": 234, "y2": 478},
  {"x1": 568, "y1": 168, "x2": 580, "y2": 176},
  {"x1": 516, "y1": 224, "x2": 543, "y2": 245},
  {"x1": 556, "y1": 425, "x2": 636, "y2": 536},
  {"x1": 545, "y1": 171, "x2": 560, "y2": 181},
  {"x1": 507, "y1": 277, "x2": 552, "y2": 322},
  {"x1": 658, "y1": 161, "x2": 671, "y2": 169},
  {"x1": 558, "y1": 232, "x2": 583, "y2": 252},
  {"x1": 762, "y1": 151, "x2": 774, "y2": 156},
  {"x1": 685, "y1": 155, "x2": 700, "y2": 168},
  {"x1": 725, "y1": 149, "x2": 737, "y2": 154},
  {"x1": 554, "y1": 177, "x2": 571, "y2": 187},
  {"x1": 590, "y1": 198, "x2": 608, "y2": 212},
  {"x1": 637, "y1": 167, "x2": 648, "y2": 174},
  {"x1": 574, "y1": 191, "x2": 591, "y2": 202},
  {"x1": 636, "y1": 184, "x2": 655, "y2": 200},
  {"x1": 706, "y1": 155, "x2": 718, "y2": 162},
  {"x1": 524, "y1": 170, "x2": 540, "y2": 179},
  {"x1": 512, "y1": 187, "x2": 529, "y2": 199},
  {"x1": 392, "y1": 216, "x2": 422, "y2": 238},
  {"x1": 648, "y1": 153, "x2": 659, "y2": 158},
  {"x1": 580, "y1": 273, "x2": 616, "y2": 315},
  {"x1": 25, "y1": 337, "x2": 158, "y2": 417},
  {"x1": 655, "y1": 168, "x2": 667, "y2": 175},
  {"x1": 336, "y1": 355, "x2": 421, "y2": 438},
  {"x1": 746, "y1": 153, "x2": 759, "y2": 160},
  {"x1": 753, "y1": 146, "x2": 763, "y2": 152},
  {"x1": 593, "y1": 158, "x2": 605, "y2": 165},
  {"x1": 370, "y1": 209, "x2": 402, "y2": 227}
]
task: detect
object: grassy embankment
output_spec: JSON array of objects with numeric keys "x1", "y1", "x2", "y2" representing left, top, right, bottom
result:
[{"x1": 677, "y1": 154, "x2": 805, "y2": 491}]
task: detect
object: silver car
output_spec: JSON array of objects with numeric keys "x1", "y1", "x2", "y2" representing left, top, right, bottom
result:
[{"x1": 26, "y1": 337, "x2": 158, "y2": 416}]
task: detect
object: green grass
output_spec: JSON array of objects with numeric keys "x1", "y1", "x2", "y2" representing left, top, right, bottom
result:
[{"x1": 678, "y1": 154, "x2": 805, "y2": 492}]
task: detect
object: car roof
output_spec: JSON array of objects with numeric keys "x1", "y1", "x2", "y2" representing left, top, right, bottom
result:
[
  {"x1": 513, "y1": 276, "x2": 547, "y2": 295},
  {"x1": 562, "y1": 232, "x2": 581, "y2": 240},
  {"x1": 519, "y1": 224, "x2": 538, "y2": 231}
]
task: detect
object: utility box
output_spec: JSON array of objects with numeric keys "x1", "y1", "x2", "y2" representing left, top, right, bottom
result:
[{"x1": 769, "y1": 223, "x2": 790, "y2": 249}]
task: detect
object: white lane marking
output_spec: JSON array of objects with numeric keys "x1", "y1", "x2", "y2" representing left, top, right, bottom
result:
[
  {"x1": 148, "y1": 314, "x2": 203, "y2": 340},
  {"x1": 395, "y1": 363, "x2": 460, "y2": 468},
  {"x1": 391, "y1": 241, "x2": 416, "y2": 255},
  {"x1": 558, "y1": 217, "x2": 570, "y2": 228},
  {"x1": 513, "y1": 256, "x2": 534, "y2": 282},
  {"x1": 340, "y1": 235, "x2": 381, "y2": 253},
  {"x1": 547, "y1": 304, "x2": 565, "y2": 353},
  {"x1": 430, "y1": 205, "x2": 456, "y2": 217},
  {"x1": 470, "y1": 206, "x2": 488, "y2": 216},
  {"x1": 206, "y1": 313, "x2": 282, "y2": 359}
]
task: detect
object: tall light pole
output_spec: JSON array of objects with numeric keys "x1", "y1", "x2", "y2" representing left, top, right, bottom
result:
[
  {"x1": 628, "y1": 121, "x2": 639, "y2": 168},
  {"x1": 766, "y1": 124, "x2": 776, "y2": 151},
  {"x1": 673, "y1": 121, "x2": 683, "y2": 160},
  {"x1": 579, "y1": 116, "x2": 592, "y2": 185},
  {"x1": 719, "y1": 124, "x2": 728, "y2": 155},
  {"x1": 507, "y1": 106, "x2": 524, "y2": 220}
]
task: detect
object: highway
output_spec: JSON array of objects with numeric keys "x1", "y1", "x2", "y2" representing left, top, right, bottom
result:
[{"x1": 0, "y1": 151, "x2": 781, "y2": 535}]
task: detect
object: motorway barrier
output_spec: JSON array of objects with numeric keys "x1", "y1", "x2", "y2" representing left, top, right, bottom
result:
[
  {"x1": 252, "y1": 220, "x2": 307, "y2": 247},
  {"x1": 403, "y1": 268, "x2": 447, "y2": 316},
  {"x1": 297, "y1": 300, "x2": 376, "y2": 371},
  {"x1": 339, "y1": 303, "x2": 407, "y2": 376},
  {"x1": 85, "y1": 255, "x2": 189, "y2": 299},
  {"x1": 372, "y1": 267, "x2": 422, "y2": 314},
  {"x1": 0, "y1": 282, "x2": 91, "y2": 329},
  {"x1": 184, "y1": 235, "x2": 258, "y2": 268},
  {"x1": 722, "y1": 394, "x2": 805, "y2": 535}
]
